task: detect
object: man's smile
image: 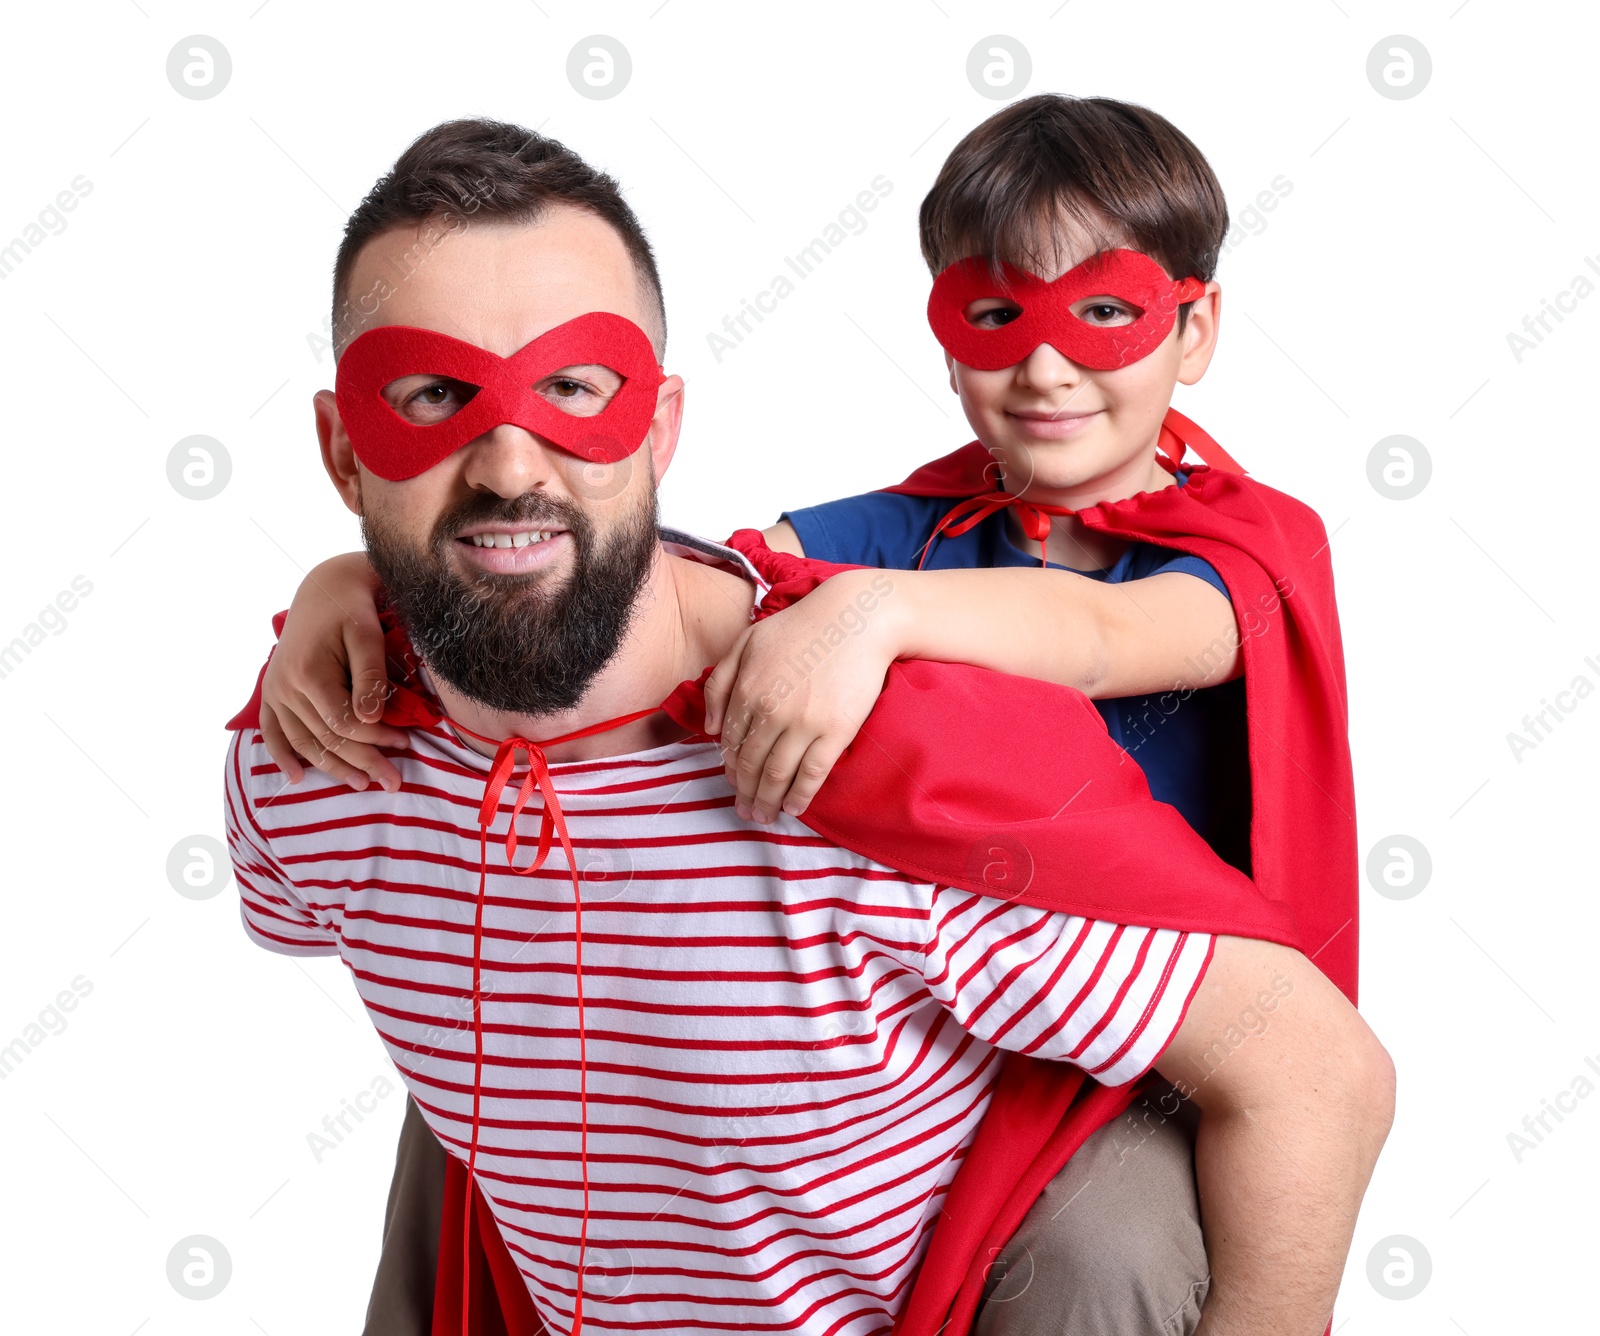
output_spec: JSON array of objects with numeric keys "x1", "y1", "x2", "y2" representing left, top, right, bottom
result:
[{"x1": 454, "y1": 525, "x2": 571, "y2": 573}]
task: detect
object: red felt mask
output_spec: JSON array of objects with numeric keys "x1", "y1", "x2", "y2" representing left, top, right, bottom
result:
[
  {"x1": 927, "y1": 249, "x2": 1207, "y2": 372},
  {"x1": 335, "y1": 312, "x2": 665, "y2": 482}
]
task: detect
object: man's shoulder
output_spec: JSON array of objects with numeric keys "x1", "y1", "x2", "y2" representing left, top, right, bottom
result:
[
  {"x1": 223, "y1": 727, "x2": 373, "y2": 835},
  {"x1": 224, "y1": 726, "x2": 273, "y2": 802}
]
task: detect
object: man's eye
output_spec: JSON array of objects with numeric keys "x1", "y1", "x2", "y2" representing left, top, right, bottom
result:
[
  {"x1": 536, "y1": 366, "x2": 623, "y2": 417},
  {"x1": 397, "y1": 378, "x2": 475, "y2": 422}
]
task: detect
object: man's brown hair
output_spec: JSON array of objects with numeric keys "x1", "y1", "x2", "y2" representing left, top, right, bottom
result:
[
  {"x1": 919, "y1": 95, "x2": 1228, "y2": 325},
  {"x1": 332, "y1": 118, "x2": 666, "y2": 353}
]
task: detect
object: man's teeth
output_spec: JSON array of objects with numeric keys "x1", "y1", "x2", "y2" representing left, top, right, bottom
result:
[{"x1": 468, "y1": 531, "x2": 553, "y2": 550}]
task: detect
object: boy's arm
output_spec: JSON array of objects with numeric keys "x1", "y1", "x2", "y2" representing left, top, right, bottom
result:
[
  {"x1": 258, "y1": 552, "x2": 408, "y2": 792},
  {"x1": 709, "y1": 523, "x2": 1241, "y2": 822},
  {"x1": 762, "y1": 519, "x2": 806, "y2": 556},
  {"x1": 890, "y1": 564, "x2": 1239, "y2": 698},
  {"x1": 1162, "y1": 935, "x2": 1395, "y2": 1336},
  {"x1": 763, "y1": 517, "x2": 1240, "y2": 695}
]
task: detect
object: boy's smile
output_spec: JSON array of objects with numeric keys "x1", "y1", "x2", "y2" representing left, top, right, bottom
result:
[{"x1": 1006, "y1": 401, "x2": 1101, "y2": 441}]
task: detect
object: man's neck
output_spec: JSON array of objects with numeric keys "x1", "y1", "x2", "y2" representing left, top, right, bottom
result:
[{"x1": 432, "y1": 544, "x2": 756, "y2": 762}]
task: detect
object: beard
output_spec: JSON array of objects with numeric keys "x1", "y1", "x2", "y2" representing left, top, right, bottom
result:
[{"x1": 362, "y1": 483, "x2": 659, "y2": 718}]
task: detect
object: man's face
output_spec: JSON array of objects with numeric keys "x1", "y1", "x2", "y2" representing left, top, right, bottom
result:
[
  {"x1": 316, "y1": 206, "x2": 683, "y2": 716},
  {"x1": 945, "y1": 211, "x2": 1217, "y2": 498}
]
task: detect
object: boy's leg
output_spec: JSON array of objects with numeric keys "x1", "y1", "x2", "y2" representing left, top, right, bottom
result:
[
  {"x1": 972, "y1": 1082, "x2": 1210, "y2": 1336},
  {"x1": 362, "y1": 1095, "x2": 448, "y2": 1336}
]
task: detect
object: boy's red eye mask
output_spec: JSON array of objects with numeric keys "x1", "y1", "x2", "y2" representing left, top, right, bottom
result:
[
  {"x1": 927, "y1": 249, "x2": 1206, "y2": 371},
  {"x1": 335, "y1": 312, "x2": 664, "y2": 482}
]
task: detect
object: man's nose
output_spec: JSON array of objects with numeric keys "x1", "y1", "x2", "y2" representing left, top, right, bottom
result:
[{"x1": 458, "y1": 423, "x2": 564, "y2": 498}]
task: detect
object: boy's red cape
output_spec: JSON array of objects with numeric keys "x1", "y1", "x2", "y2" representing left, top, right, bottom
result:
[{"x1": 228, "y1": 410, "x2": 1356, "y2": 1336}]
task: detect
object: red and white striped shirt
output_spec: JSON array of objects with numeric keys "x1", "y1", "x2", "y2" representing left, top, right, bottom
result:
[{"x1": 223, "y1": 542, "x2": 1212, "y2": 1335}]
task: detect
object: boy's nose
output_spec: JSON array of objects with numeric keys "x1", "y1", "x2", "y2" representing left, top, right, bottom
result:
[{"x1": 1015, "y1": 341, "x2": 1083, "y2": 388}]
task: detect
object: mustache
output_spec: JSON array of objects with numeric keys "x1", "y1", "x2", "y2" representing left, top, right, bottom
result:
[{"x1": 362, "y1": 480, "x2": 660, "y2": 717}]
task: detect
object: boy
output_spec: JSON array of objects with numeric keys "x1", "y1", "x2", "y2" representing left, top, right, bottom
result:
[{"x1": 256, "y1": 97, "x2": 1359, "y2": 1334}]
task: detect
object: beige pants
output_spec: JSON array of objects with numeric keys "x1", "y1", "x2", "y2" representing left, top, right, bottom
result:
[
  {"x1": 362, "y1": 1095, "x2": 445, "y2": 1336},
  {"x1": 365, "y1": 1086, "x2": 1208, "y2": 1336},
  {"x1": 973, "y1": 1083, "x2": 1209, "y2": 1335}
]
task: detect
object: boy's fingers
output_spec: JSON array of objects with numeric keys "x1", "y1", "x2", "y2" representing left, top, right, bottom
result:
[
  {"x1": 258, "y1": 703, "x2": 305, "y2": 784},
  {"x1": 748, "y1": 730, "x2": 817, "y2": 824},
  {"x1": 339, "y1": 741, "x2": 403, "y2": 793},
  {"x1": 345, "y1": 620, "x2": 393, "y2": 723},
  {"x1": 301, "y1": 674, "x2": 366, "y2": 743},
  {"x1": 702, "y1": 634, "x2": 749, "y2": 736},
  {"x1": 286, "y1": 690, "x2": 402, "y2": 792},
  {"x1": 717, "y1": 700, "x2": 761, "y2": 788},
  {"x1": 301, "y1": 673, "x2": 409, "y2": 749},
  {"x1": 278, "y1": 693, "x2": 370, "y2": 791},
  {"x1": 720, "y1": 670, "x2": 771, "y2": 756},
  {"x1": 351, "y1": 671, "x2": 401, "y2": 733},
  {"x1": 779, "y1": 736, "x2": 849, "y2": 819},
  {"x1": 730, "y1": 718, "x2": 783, "y2": 819},
  {"x1": 719, "y1": 700, "x2": 754, "y2": 758}
]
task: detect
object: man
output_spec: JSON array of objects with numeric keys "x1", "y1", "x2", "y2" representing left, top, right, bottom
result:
[{"x1": 225, "y1": 119, "x2": 1392, "y2": 1336}]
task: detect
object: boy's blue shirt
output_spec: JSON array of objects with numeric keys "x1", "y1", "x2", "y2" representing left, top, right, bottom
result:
[{"x1": 782, "y1": 476, "x2": 1253, "y2": 874}]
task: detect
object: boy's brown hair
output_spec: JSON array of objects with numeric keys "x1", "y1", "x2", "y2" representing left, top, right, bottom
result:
[{"x1": 919, "y1": 95, "x2": 1228, "y2": 325}]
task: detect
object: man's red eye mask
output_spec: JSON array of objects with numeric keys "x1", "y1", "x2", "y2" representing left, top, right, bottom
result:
[
  {"x1": 335, "y1": 312, "x2": 664, "y2": 482},
  {"x1": 927, "y1": 249, "x2": 1206, "y2": 372}
]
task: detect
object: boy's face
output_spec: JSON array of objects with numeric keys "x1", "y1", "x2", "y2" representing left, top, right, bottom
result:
[{"x1": 943, "y1": 212, "x2": 1220, "y2": 502}]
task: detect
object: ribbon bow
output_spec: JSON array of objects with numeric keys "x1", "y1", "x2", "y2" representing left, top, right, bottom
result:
[
  {"x1": 450, "y1": 705, "x2": 659, "y2": 1336},
  {"x1": 917, "y1": 492, "x2": 1078, "y2": 570}
]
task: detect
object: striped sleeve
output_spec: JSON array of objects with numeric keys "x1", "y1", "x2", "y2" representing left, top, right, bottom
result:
[
  {"x1": 919, "y1": 887, "x2": 1213, "y2": 1087},
  {"x1": 223, "y1": 732, "x2": 340, "y2": 957}
]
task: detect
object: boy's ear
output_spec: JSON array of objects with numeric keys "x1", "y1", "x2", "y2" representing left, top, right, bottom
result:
[
  {"x1": 1176, "y1": 284, "x2": 1222, "y2": 387},
  {"x1": 945, "y1": 350, "x2": 958, "y2": 394},
  {"x1": 314, "y1": 389, "x2": 364, "y2": 516}
]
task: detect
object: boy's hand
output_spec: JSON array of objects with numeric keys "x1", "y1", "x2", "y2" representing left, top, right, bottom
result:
[
  {"x1": 703, "y1": 570, "x2": 902, "y2": 823},
  {"x1": 259, "y1": 553, "x2": 409, "y2": 793}
]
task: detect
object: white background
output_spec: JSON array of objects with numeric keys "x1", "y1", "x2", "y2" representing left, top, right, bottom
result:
[{"x1": 1, "y1": 1, "x2": 1594, "y2": 1332}]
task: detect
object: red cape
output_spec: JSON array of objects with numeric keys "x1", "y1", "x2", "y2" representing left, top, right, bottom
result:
[
  {"x1": 870, "y1": 409, "x2": 1356, "y2": 1333},
  {"x1": 227, "y1": 421, "x2": 1355, "y2": 1333},
  {"x1": 878, "y1": 410, "x2": 1356, "y2": 999}
]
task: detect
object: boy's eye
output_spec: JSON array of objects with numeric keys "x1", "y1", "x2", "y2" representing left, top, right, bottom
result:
[
  {"x1": 535, "y1": 364, "x2": 625, "y2": 417},
  {"x1": 1073, "y1": 298, "x2": 1140, "y2": 327},
  {"x1": 965, "y1": 299, "x2": 1024, "y2": 329}
]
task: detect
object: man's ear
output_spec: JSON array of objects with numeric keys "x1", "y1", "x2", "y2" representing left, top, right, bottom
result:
[
  {"x1": 1176, "y1": 283, "x2": 1222, "y2": 387},
  {"x1": 645, "y1": 373, "x2": 686, "y2": 483},
  {"x1": 314, "y1": 389, "x2": 364, "y2": 515}
]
